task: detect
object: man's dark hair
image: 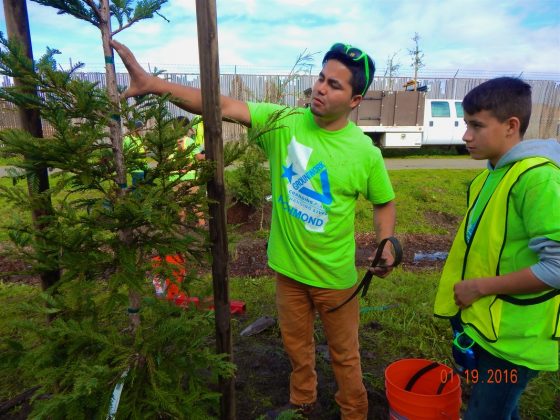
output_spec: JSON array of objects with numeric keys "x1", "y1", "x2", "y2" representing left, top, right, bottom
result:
[
  {"x1": 462, "y1": 77, "x2": 532, "y2": 136},
  {"x1": 322, "y1": 50, "x2": 375, "y2": 97}
]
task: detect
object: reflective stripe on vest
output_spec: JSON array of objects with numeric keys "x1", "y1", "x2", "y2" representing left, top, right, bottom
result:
[{"x1": 434, "y1": 157, "x2": 560, "y2": 342}]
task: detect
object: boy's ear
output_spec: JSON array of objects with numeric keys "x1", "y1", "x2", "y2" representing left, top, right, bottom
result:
[{"x1": 505, "y1": 116, "x2": 521, "y2": 137}]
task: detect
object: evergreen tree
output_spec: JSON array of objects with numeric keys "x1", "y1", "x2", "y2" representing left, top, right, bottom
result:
[{"x1": 0, "y1": 1, "x2": 236, "y2": 417}]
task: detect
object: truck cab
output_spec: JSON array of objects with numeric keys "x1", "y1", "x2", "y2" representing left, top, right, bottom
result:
[{"x1": 422, "y1": 99, "x2": 466, "y2": 145}]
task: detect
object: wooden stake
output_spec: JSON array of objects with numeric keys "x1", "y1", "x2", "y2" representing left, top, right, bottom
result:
[
  {"x1": 3, "y1": 0, "x2": 61, "y2": 295},
  {"x1": 195, "y1": 1, "x2": 235, "y2": 418}
]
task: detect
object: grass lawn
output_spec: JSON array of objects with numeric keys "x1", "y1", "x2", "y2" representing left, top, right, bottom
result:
[
  {"x1": 0, "y1": 167, "x2": 558, "y2": 418},
  {"x1": 355, "y1": 169, "x2": 480, "y2": 234},
  {"x1": 0, "y1": 177, "x2": 30, "y2": 241}
]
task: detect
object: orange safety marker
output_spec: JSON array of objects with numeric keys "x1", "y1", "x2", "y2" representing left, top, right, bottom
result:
[{"x1": 150, "y1": 254, "x2": 246, "y2": 314}]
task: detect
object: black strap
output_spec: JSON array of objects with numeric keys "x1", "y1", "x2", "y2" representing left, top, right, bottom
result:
[
  {"x1": 498, "y1": 289, "x2": 560, "y2": 306},
  {"x1": 405, "y1": 361, "x2": 453, "y2": 395},
  {"x1": 327, "y1": 236, "x2": 403, "y2": 313},
  {"x1": 404, "y1": 361, "x2": 440, "y2": 391}
]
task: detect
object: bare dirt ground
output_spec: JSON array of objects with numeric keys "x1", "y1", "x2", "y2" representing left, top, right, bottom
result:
[
  {"x1": 227, "y1": 202, "x2": 455, "y2": 279},
  {"x1": 0, "y1": 202, "x2": 457, "y2": 419}
]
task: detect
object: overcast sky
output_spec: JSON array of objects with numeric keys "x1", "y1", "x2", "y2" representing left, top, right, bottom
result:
[{"x1": 1, "y1": 0, "x2": 559, "y2": 78}]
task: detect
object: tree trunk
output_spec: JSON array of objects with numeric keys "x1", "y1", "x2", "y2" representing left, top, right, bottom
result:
[
  {"x1": 99, "y1": 0, "x2": 126, "y2": 188},
  {"x1": 99, "y1": 0, "x2": 140, "y2": 331}
]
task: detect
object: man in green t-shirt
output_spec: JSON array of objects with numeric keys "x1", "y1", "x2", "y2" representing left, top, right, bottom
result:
[{"x1": 111, "y1": 39, "x2": 397, "y2": 419}]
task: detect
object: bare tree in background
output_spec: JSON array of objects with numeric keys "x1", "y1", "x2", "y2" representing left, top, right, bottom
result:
[
  {"x1": 408, "y1": 32, "x2": 425, "y2": 91},
  {"x1": 383, "y1": 51, "x2": 401, "y2": 90}
]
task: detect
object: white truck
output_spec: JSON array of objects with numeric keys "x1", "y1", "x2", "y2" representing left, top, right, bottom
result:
[
  {"x1": 349, "y1": 90, "x2": 466, "y2": 148},
  {"x1": 350, "y1": 90, "x2": 466, "y2": 148},
  {"x1": 300, "y1": 90, "x2": 466, "y2": 149}
]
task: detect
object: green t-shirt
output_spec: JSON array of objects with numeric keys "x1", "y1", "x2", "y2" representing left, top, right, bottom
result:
[
  {"x1": 123, "y1": 134, "x2": 147, "y2": 176},
  {"x1": 169, "y1": 136, "x2": 201, "y2": 182},
  {"x1": 248, "y1": 103, "x2": 395, "y2": 289},
  {"x1": 464, "y1": 162, "x2": 560, "y2": 371}
]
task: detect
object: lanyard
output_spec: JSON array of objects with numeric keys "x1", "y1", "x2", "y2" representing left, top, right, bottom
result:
[{"x1": 328, "y1": 236, "x2": 403, "y2": 313}]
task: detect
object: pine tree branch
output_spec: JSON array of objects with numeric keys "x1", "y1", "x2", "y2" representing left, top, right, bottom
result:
[
  {"x1": 111, "y1": 2, "x2": 170, "y2": 36},
  {"x1": 154, "y1": 11, "x2": 170, "y2": 23},
  {"x1": 83, "y1": 0, "x2": 103, "y2": 24},
  {"x1": 111, "y1": 16, "x2": 142, "y2": 36},
  {"x1": 30, "y1": 0, "x2": 99, "y2": 26}
]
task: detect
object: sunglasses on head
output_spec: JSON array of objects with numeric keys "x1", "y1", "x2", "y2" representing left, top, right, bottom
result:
[
  {"x1": 329, "y1": 42, "x2": 369, "y2": 96},
  {"x1": 328, "y1": 43, "x2": 370, "y2": 96}
]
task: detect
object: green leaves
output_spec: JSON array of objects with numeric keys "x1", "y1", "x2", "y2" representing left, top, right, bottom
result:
[
  {"x1": 226, "y1": 145, "x2": 269, "y2": 209},
  {"x1": 0, "y1": 37, "x2": 226, "y2": 419},
  {"x1": 0, "y1": 2, "x2": 231, "y2": 416},
  {"x1": 28, "y1": 1, "x2": 169, "y2": 33},
  {"x1": 111, "y1": 0, "x2": 169, "y2": 35},
  {"x1": 0, "y1": 32, "x2": 35, "y2": 80}
]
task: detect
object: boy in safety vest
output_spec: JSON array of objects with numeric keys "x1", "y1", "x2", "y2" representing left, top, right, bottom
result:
[{"x1": 434, "y1": 77, "x2": 560, "y2": 418}]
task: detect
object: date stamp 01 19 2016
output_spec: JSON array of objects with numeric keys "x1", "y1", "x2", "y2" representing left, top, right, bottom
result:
[{"x1": 439, "y1": 368, "x2": 519, "y2": 385}]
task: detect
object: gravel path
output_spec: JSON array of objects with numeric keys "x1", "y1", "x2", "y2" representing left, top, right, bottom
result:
[
  {"x1": 385, "y1": 158, "x2": 486, "y2": 170},
  {"x1": 0, "y1": 158, "x2": 486, "y2": 177}
]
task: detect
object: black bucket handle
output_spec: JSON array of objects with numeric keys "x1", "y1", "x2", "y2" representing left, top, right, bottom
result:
[{"x1": 404, "y1": 361, "x2": 453, "y2": 395}]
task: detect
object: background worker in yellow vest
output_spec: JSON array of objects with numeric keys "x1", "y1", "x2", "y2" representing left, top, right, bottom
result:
[
  {"x1": 434, "y1": 77, "x2": 560, "y2": 419},
  {"x1": 171, "y1": 116, "x2": 204, "y2": 180},
  {"x1": 171, "y1": 116, "x2": 205, "y2": 226},
  {"x1": 193, "y1": 119, "x2": 204, "y2": 154},
  {"x1": 123, "y1": 120, "x2": 148, "y2": 186}
]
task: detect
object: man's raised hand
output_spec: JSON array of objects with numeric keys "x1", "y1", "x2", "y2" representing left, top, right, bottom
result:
[{"x1": 110, "y1": 39, "x2": 155, "y2": 99}]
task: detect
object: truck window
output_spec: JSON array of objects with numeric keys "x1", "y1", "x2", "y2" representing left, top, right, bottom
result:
[
  {"x1": 455, "y1": 102, "x2": 464, "y2": 118},
  {"x1": 431, "y1": 101, "x2": 450, "y2": 117}
]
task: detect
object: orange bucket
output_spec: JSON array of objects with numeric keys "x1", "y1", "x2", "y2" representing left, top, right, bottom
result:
[{"x1": 385, "y1": 358, "x2": 461, "y2": 420}]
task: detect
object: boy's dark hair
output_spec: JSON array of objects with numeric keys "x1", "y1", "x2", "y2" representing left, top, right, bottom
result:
[
  {"x1": 322, "y1": 47, "x2": 375, "y2": 97},
  {"x1": 462, "y1": 77, "x2": 532, "y2": 136}
]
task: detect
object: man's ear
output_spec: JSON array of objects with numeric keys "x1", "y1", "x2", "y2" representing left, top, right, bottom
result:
[{"x1": 350, "y1": 95, "x2": 362, "y2": 110}]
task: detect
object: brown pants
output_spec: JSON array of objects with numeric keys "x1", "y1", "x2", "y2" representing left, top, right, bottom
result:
[{"x1": 275, "y1": 273, "x2": 368, "y2": 420}]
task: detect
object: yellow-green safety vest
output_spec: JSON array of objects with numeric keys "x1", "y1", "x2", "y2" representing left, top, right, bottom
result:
[{"x1": 434, "y1": 157, "x2": 560, "y2": 342}]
